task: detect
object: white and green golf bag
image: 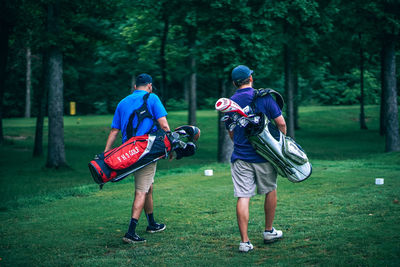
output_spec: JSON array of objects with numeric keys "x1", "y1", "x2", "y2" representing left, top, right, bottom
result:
[{"x1": 245, "y1": 113, "x2": 312, "y2": 183}]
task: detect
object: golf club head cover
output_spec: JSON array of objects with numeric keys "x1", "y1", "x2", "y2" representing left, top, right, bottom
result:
[
  {"x1": 174, "y1": 125, "x2": 201, "y2": 142},
  {"x1": 175, "y1": 142, "x2": 196, "y2": 160},
  {"x1": 215, "y1": 98, "x2": 248, "y2": 117}
]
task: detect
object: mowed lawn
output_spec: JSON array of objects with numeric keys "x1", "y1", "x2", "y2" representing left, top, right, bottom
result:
[{"x1": 0, "y1": 106, "x2": 399, "y2": 266}]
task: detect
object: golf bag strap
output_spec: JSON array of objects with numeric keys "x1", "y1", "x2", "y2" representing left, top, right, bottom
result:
[
  {"x1": 126, "y1": 93, "x2": 158, "y2": 139},
  {"x1": 253, "y1": 88, "x2": 284, "y2": 111}
]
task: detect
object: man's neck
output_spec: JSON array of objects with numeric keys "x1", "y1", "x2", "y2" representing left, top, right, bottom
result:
[
  {"x1": 136, "y1": 87, "x2": 151, "y2": 93},
  {"x1": 238, "y1": 83, "x2": 252, "y2": 90}
]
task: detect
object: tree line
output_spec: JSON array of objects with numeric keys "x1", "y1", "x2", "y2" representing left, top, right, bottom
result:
[{"x1": 0, "y1": 0, "x2": 399, "y2": 167}]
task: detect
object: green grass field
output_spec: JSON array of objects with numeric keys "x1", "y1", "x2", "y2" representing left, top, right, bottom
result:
[{"x1": 1, "y1": 106, "x2": 399, "y2": 266}]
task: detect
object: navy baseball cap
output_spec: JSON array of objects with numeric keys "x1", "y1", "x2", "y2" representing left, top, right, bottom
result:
[
  {"x1": 136, "y1": 73, "x2": 153, "y2": 86},
  {"x1": 231, "y1": 65, "x2": 253, "y2": 82}
]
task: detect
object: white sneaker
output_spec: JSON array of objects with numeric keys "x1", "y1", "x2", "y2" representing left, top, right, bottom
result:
[
  {"x1": 263, "y1": 227, "x2": 283, "y2": 243},
  {"x1": 239, "y1": 241, "x2": 254, "y2": 252}
]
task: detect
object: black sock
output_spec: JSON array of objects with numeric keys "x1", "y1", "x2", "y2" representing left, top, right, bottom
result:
[
  {"x1": 265, "y1": 228, "x2": 274, "y2": 233},
  {"x1": 146, "y1": 213, "x2": 155, "y2": 226},
  {"x1": 128, "y1": 218, "x2": 138, "y2": 235}
]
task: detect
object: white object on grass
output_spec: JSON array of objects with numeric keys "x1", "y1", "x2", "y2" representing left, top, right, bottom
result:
[{"x1": 204, "y1": 170, "x2": 213, "y2": 176}]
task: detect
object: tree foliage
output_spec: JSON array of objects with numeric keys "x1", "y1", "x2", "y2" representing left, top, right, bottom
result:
[
  {"x1": 1, "y1": 0, "x2": 399, "y2": 155},
  {"x1": 4, "y1": 0, "x2": 398, "y2": 114}
]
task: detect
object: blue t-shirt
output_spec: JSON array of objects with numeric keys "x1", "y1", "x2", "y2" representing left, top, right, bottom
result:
[
  {"x1": 111, "y1": 90, "x2": 168, "y2": 143},
  {"x1": 227, "y1": 87, "x2": 282, "y2": 163}
]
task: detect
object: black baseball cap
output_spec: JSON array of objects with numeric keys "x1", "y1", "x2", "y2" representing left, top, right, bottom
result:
[{"x1": 136, "y1": 73, "x2": 152, "y2": 86}]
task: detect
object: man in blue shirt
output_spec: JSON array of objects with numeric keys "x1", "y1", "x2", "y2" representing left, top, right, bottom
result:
[
  {"x1": 104, "y1": 73, "x2": 170, "y2": 244},
  {"x1": 227, "y1": 65, "x2": 287, "y2": 252}
]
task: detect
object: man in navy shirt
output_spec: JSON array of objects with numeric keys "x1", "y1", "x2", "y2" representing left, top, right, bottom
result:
[
  {"x1": 104, "y1": 74, "x2": 170, "y2": 244},
  {"x1": 227, "y1": 65, "x2": 287, "y2": 252}
]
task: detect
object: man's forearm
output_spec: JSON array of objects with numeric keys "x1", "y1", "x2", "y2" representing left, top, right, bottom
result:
[
  {"x1": 157, "y1": 116, "x2": 170, "y2": 132},
  {"x1": 274, "y1": 115, "x2": 287, "y2": 135},
  {"x1": 104, "y1": 128, "x2": 120, "y2": 152}
]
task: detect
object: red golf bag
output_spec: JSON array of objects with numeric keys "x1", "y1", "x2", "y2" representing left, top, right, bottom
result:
[
  {"x1": 88, "y1": 126, "x2": 200, "y2": 188},
  {"x1": 89, "y1": 130, "x2": 171, "y2": 187}
]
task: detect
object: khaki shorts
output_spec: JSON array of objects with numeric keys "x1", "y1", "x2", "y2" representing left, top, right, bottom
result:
[
  {"x1": 231, "y1": 159, "x2": 277, "y2": 198},
  {"x1": 134, "y1": 162, "x2": 157, "y2": 192}
]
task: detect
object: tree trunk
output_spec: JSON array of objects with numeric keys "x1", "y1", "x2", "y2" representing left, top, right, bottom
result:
[
  {"x1": 33, "y1": 53, "x2": 47, "y2": 157},
  {"x1": 382, "y1": 35, "x2": 400, "y2": 152},
  {"x1": 46, "y1": 1, "x2": 67, "y2": 167},
  {"x1": 183, "y1": 75, "x2": 189, "y2": 103},
  {"x1": 159, "y1": 11, "x2": 169, "y2": 101},
  {"x1": 0, "y1": 9, "x2": 12, "y2": 144},
  {"x1": 284, "y1": 43, "x2": 295, "y2": 139},
  {"x1": 217, "y1": 79, "x2": 233, "y2": 163},
  {"x1": 188, "y1": 27, "x2": 197, "y2": 126},
  {"x1": 25, "y1": 46, "x2": 32, "y2": 118},
  {"x1": 380, "y1": 43, "x2": 386, "y2": 136},
  {"x1": 359, "y1": 33, "x2": 367, "y2": 130},
  {"x1": 188, "y1": 56, "x2": 197, "y2": 125},
  {"x1": 46, "y1": 47, "x2": 66, "y2": 167},
  {"x1": 294, "y1": 58, "x2": 299, "y2": 130}
]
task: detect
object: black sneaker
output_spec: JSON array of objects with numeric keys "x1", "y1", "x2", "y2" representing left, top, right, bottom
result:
[
  {"x1": 122, "y1": 232, "x2": 146, "y2": 244},
  {"x1": 146, "y1": 223, "x2": 166, "y2": 233}
]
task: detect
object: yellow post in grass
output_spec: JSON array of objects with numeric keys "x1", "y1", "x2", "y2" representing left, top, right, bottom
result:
[{"x1": 70, "y1": 101, "x2": 76, "y2": 115}]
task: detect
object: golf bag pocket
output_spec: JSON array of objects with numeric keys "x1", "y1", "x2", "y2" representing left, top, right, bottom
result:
[
  {"x1": 104, "y1": 135, "x2": 153, "y2": 170},
  {"x1": 89, "y1": 154, "x2": 117, "y2": 184},
  {"x1": 283, "y1": 137, "x2": 308, "y2": 165}
]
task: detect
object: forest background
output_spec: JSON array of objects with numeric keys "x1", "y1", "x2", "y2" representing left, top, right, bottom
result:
[{"x1": 0, "y1": 0, "x2": 399, "y2": 166}]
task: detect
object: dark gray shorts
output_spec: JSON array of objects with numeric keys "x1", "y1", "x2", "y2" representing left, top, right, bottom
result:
[{"x1": 231, "y1": 159, "x2": 277, "y2": 198}]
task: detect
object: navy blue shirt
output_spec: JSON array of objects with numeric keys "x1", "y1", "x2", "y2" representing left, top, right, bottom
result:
[{"x1": 227, "y1": 87, "x2": 282, "y2": 163}]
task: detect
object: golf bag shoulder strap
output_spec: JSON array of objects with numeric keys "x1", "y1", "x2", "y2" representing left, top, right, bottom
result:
[
  {"x1": 126, "y1": 93, "x2": 158, "y2": 139},
  {"x1": 253, "y1": 88, "x2": 284, "y2": 110}
]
